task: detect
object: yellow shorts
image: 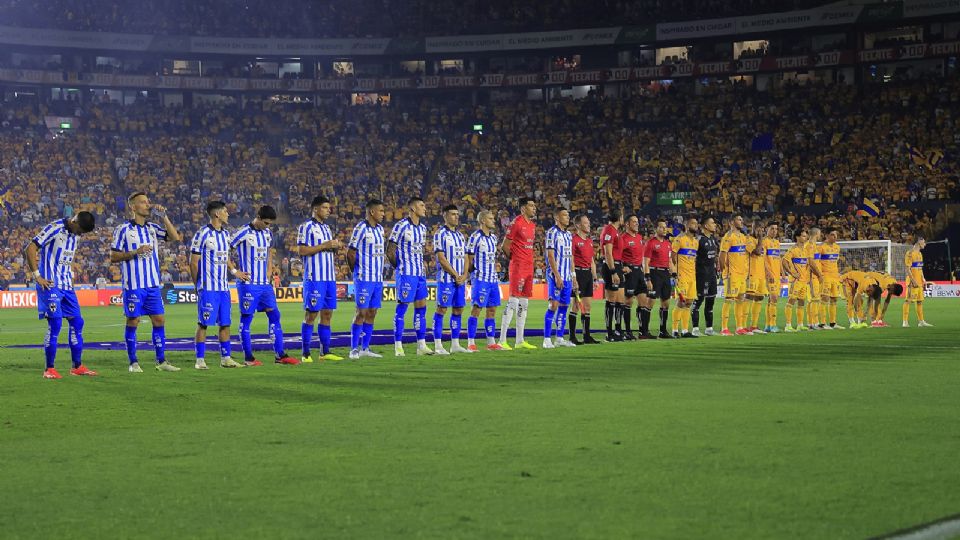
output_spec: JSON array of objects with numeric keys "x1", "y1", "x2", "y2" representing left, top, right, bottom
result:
[
  {"x1": 724, "y1": 276, "x2": 747, "y2": 298},
  {"x1": 789, "y1": 281, "x2": 808, "y2": 301},
  {"x1": 810, "y1": 277, "x2": 822, "y2": 298},
  {"x1": 675, "y1": 278, "x2": 698, "y2": 303},
  {"x1": 821, "y1": 278, "x2": 842, "y2": 298},
  {"x1": 746, "y1": 276, "x2": 770, "y2": 296},
  {"x1": 906, "y1": 285, "x2": 924, "y2": 302}
]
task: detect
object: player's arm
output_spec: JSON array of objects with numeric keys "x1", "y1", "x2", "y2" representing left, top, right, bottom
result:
[
  {"x1": 109, "y1": 226, "x2": 152, "y2": 263},
  {"x1": 569, "y1": 250, "x2": 578, "y2": 292},
  {"x1": 347, "y1": 248, "x2": 357, "y2": 271},
  {"x1": 155, "y1": 206, "x2": 181, "y2": 243},
  {"x1": 23, "y1": 241, "x2": 53, "y2": 289},
  {"x1": 603, "y1": 241, "x2": 620, "y2": 286},
  {"x1": 189, "y1": 253, "x2": 200, "y2": 285},
  {"x1": 546, "y1": 231, "x2": 561, "y2": 283},
  {"x1": 435, "y1": 238, "x2": 459, "y2": 282},
  {"x1": 718, "y1": 251, "x2": 727, "y2": 276},
  {"x1": 463, "y1": 253, "x2": 474, "y2": 280},
  {"x1": 228, "y1": 258, "x2": 249, "y2": 282}
]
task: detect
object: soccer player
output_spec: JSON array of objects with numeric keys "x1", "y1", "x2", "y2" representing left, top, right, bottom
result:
[
  {"x1": 388, "y1": 197, "x2": 432, "y2": 356},
  {"x1": 464, "y1": 210, "x2": 503, "y2": 351},
  {"x1": 818, "y1": 228, "x2": 844, "y2": 329},
  {"x1": 297, "y1": 196, "x2": 343, "y2": 363},
  {"x1": 432, "y1": 204, "x2": 470, "y2": 355},
  {"x1": 719, "y1": 215, "x2": 750, "y2": 336},
  {"x1": 621, "y1": 215, "x2": 648, "y2": 340},
  {"x1": 743, "y1": 221, "x2": 765, "y2": 334},
  {"x1": 904, "y1": 237, "x2": 932, "y2": 327},
  {"x1": 782, "y1": 230, "x2": 821, "y2": 332},
  {"x1": 600, "y1": 210, "x2": 625, "y2": 341},
  {"x1": 231, "y1": 205, "x2": 300, "y2": 366},
  {"x1": 25, "y1": 212, "x2": 98, "y2": 379},
  {"x1": 190, "y1": 201, "x2": 244, "y2": 369},
  {"x1": 347, "y1": 199, "x2": 387, "y2": 359},
  {"x1": 691, "y1": 216, "x2": 720, "y2": 336},
  {"x1": 805, "y1": 228, "x2": 824, "y2": 330},
  {"x1": 568, "y1": 214, "x2": 599, "y2": 345},
  {"x1": 643, "y1": 219, "x2": 675, "y2": 339},
  {"x1": 110, "y1": 192, "x2": 183, "y2": 373},
  {"x1": 543, "y1": 208, "x2": 578, "y2": 348},
  {"x1": 499, "y1": 197, "x2": 538, "y2": 350},
  {"x1": 671, "y1": 216, "x2": 699, "y2": 338},
  {"x1": 760, "y1": 223, "x2": 783, "y2": 333},
  {"x1": 839, "y1": 269, "x2": 869, "y2": 328},
  {"x1": 862, "y1": 271, "x2": 904, "y2": 326}
]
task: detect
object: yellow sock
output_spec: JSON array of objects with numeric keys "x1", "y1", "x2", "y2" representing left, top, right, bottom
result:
[
  {"x1": 672, "y1": 307, "x2": 681, "y2": 332},
  {"x1": 829, "y1": 303, "x2": 837, "y2": 325},
  {"x1": 917, "y1": 303, "x2": 924, "y2": 321},
  {"x1": 903, "y1": 302, "x2": 910, "y2": 322},
  {"x1": 805, "y1": 302, "x2": 814, "y2": 325},
  {"x1": 751, "y1": 301, "x2": 763, "y2": 328},
  {"x1": 797, "y1": 304, "x2": 805, "y2": 326},
  {"x1": 785, "y1": 303, "x2": 793, "y2": 327},
  {"x1": 735, "y1": 301, "x2": 747, "y2": 329},
  {"x1": 856, "y1": 303, "x2": 864, "y2": 321},
  {"x1": 721, "y1": 302, "x2": 731, "y2": 331},
  {"x1": 767, "y1": 302, "x2": 777, "y2": 327},
  {"x1": 679, "y1": 308, "x2": 689, "y2": 332},
  {"x1": 820, "y1": 302, "x2": 827, "y2": 325},
  {"x1": 847, "y1": 303, "x2": 855, "y2": 322}
]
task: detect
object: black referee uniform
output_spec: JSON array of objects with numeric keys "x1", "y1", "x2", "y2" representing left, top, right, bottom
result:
[{"x1": 692, "y1": 233, "x2": 720, "y2": 329}]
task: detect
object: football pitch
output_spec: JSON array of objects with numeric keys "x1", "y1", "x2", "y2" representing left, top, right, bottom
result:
[{"x1": 1, "y1": 300, "x2": 958, "y2": 539}]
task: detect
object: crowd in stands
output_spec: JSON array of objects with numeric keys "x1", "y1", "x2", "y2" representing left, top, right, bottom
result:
[
  {"x1": 0, "y1": 0, "x2": 836, "y2": 39},
  {"x1": 1, "y1": 73, "x2": 958, "y2": 288}
]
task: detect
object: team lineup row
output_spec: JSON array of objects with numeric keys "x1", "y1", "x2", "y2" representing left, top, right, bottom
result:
[{"x1": 24, "y1": 193, "x2": 932, "y2": 379}]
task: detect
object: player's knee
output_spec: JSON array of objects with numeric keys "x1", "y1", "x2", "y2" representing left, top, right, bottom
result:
[
  {"x1": 68, "y1": 316, "x2": 85, "y2": 332},
  {"x1": 151, "y1": 315, "x2": 165, "y2": 327},
  {"x1": 126, "y1": 316, "x2": 140, "y2": 327}
]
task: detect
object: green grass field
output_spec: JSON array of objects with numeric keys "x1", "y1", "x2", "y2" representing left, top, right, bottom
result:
[{"x1": 1, "y1": 299, "x2": 958, "y2": 539}]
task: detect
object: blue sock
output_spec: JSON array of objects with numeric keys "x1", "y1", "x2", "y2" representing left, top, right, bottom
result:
[
  {"x1": 544, "y1": 309, "x2": 557, "y2": 339},
  {"x1": 124, "y1": 325, "x2": 138, "y2": 364},
  {"x1": 68, "y1": 317, "x2": 84, "y2": 368},
  {"x1": 433, "y1": 312, "x2": 444, "y2": 342},
  {"x1": 318, "y1": 324, "x2": 332, "y2": 355},
  {"x1": 240, "y1": 314, "x2": 255, "y2": 360},
  {"x1": 219, "y1": 339, "x2": 231, "y2": 358},
  {"x1": 394, "y1": 303, "x2": 408, "y2": 342},
  {"x1": 44, "y1": 317, "x2": 62, "y2": 369},
  {"x1": 361, "y1": 323, "x2": 374, "y2": 350},
  {"x1": 195, "y1": 341, "x2": 206, "y2": 360},
  {"x1": 414, "y1": 306, "x2": 427, "y2": 340},
  {"x1": 467, "y1": 316, "x2": 478, "y2": 340},
  {"x1": 152, "y1": 325, "x2": 166, "y2": 363},
  {"x1": 301, "y1": 322, "x2": 314, "y2": 356},
  {"x1": 451, "y1": 314, "x2": 462, "y2": 341},
  {"x1": 351, "y1": 323, "x2": 362, "y2": 350},
  {"x1": 484, "y1": 318, "x2": 496, "y2": 340},
  {"x1": 266, "y1": 309, "x2": 285, "y2": 358},
  {"x1": 557, "y1": 305, "x2": 569, "y2": 338}
]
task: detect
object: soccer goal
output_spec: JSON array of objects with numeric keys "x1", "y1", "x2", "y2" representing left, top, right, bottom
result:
[{"x1": 780, "y1": 240, "x2": 913, "y2": 278}]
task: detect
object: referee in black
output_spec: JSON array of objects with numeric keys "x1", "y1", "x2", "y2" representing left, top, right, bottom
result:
[
  {"x1": 691, "y1": 216, "x2": 720, "y2": 336},
  {"x1": 642, "y1": 219, "x2": 674, "y2": 339}
]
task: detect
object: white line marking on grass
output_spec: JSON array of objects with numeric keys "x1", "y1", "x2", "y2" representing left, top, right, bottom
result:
[{"x1": 875, "y1": 514, "x2": 960, "y2": 540}]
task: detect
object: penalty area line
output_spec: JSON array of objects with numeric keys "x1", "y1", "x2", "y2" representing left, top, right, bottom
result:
[{"x1": 872, "y1": 513, "x2": 960, "y2": 540}]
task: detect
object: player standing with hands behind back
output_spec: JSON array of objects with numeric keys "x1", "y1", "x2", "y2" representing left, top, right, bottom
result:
[{"x1": 499, "y1": 197, "x2": 538, "y2": 350}]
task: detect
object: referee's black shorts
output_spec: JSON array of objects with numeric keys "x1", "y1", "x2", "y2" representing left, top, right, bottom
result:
[
  {"x1": 624, "y1": 264, "x2": 647, "y2": 297},
  {"x1": 696, "y1": 268, "x2": 718, "y2": 298},
  {"x1": 575, "y1": 268, "x2": 594, "y2": 294},
  {"x1": 601, "y1": 262, "x2": 624, "y2": 292},
  {"x1": 647, "y1": 268, "x2": 673, "y2": 300}
]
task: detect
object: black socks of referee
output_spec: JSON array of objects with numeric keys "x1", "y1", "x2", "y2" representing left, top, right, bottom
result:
[
  {"x1": 605, "y1": 301, "x2": 615, "y2": 336},
  {"x1": 659, "y1": 307, "x2": 669, "y2": 335},
  {"x1": 638, "y1": 306, "x2": 651, "y2": 335},
  {"x1": 614, "y1": 302, "x2": 624, "y2": 334}
]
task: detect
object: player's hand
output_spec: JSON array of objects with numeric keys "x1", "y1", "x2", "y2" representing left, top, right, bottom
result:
[
  {"x1": 153, "y1": 205, "x2": 168, "y2": 218},
  {"x1": 235, "y1": 270, "x2": 251, "y2": 282},
  {"x1": 623, "y1": 266, "x2": 631, "y2": 274},
  {"x1": 328, "y1": 239, "x2": 342, "y2": 250},
  {"x1": 136, "y1": 245, "x2": 154, "y2": 255},
  {"x1": 36, "y1": 276, "x2": 53, "y2": 290},
  {"x1": 455, "y1": 274, "x2": 466, "y2": 285},
  {"x1": 553, "y1": 271, "x2": 563, "y2": 285}
]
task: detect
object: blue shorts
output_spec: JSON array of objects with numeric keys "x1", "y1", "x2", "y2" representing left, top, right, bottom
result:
[
  {"x1": 37, "y1": 287, "x2": 81, "y2": 320},
  {"x1": 198, "y1": 290, "x2": 232, "y2": 327},
  {"x1": 303, "y1": 280, "x2": 337, "y2": 312},
  {"x1": 437, "y1": 282, "x2": 466, "y2": 309},
  {"x1": 237, "y1": 283, "x2": 279, "y2": 315},
  {"x1": 472, "y1": 281, "x2": 501, "y2": 308},
  {"x1": 355, "y1": 281, "x2": 383, "y2": 309},
  {"x1": 548, "y1": 276, "x2": 573, "y2": 305},
  {"x1": 123, "y1": 287, "x2": 165, "y2": 318},
  {"x1": 396, "y1": 275, "x2": 428, "y2": 303}
]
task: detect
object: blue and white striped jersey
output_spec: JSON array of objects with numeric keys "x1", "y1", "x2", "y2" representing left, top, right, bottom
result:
[
  {"x1": 466, "y1": 229, "x2": 499, "y2": 283},
  {"x1": 545, "y1": 225, "x2": 573, "y2": 282},
  {"x1": 191, "y1": 225, "x2": 231, "y2": 292},
  {"x1": 33, "y1": 219, "x2": 79, "y2": 290},
  {"x1": 111, "y1": 220, "x2": 169, "y2": 290},
  {"x1": 231, "y1": 224, "x2": 272, "y2": 285},
  {"x1": 297, "y1": 219, "x2": 336, "y2": 282},
  {"x1": 388, "y1": 217, "x2": 427, "y2": 277},
  {"x1": 348, "y1": 220, "x2": 385, "y2": 282},
  {"x1": 433, "y1": 226, "x2": 466, "y2": 284}
]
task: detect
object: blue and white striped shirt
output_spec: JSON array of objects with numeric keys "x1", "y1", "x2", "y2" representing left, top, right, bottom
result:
[
  {"x1": 433, "y1": 226, "x2": 466, "y2": 284},
  {"x1": 33, "y1": 219, "x2": 78, "y2": 290},
  {"x1": 545, "y1": 225, "x2": 573, "y2": 282},
  {"x1": 348, "y1": 220, "x2": 385, "y2": 282},
  {"x1": 388, "y1": 217, "x2": 427, "y2": 277},
  {"x1": 231, "y1": 224, "x2": 272, "y2": 285},
  {"x1": 466, "y1": 229, "x2": 499, "y2": 283},
  {"x1": 191, "y1": 225, "x2": 231, "y2": 292},
  {"x1": 297, "y1": 219, "x2": 336, "y2": 282},
  {"x1": 112, "y1": 220, "x2": 168, "y2": 290}
]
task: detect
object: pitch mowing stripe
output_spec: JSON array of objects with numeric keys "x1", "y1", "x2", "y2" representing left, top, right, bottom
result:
[{"x1": 874, "y1": 513, "x2": 960, "y2": 540}]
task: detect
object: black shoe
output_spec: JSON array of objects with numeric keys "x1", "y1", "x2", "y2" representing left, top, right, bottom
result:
[
  {"x1": 672, "y1": 331, "x2": 680, "y2": 339},
  {"x1": 570, "y1": 337, "x2": 583, "y2": 346},
  {"x1": 817, "y1": 324, "x2": 826, "y2": 330},
  {"x1": 583, "y1": 335, "x2": 601, "y2": 344},
  {"x1": 638, "y1": 332, "x2": 657, "y2": 340},
  {"x1": 623, "y1": 332, "x2": 637, "y2": 341},
  {"x1": 658, "y1": 331, "x2": 674, "y2": 339},
  {"x1": 681, "y1": 332, "x2": 699, "y2": 339},
  {"x1": 606, "y1": 333, "x2": 624, "y2": 343}
]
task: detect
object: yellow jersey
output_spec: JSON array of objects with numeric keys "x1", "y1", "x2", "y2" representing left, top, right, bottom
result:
[
  {"x1": 840, "y1": 270, "x2": 866, "y2": 288},
  {"x1": 672, "y1": 234, "x2": 699, "y2": 282},
  {"x1": 762, "y1": 237, "x2": 782, "y2": 281},
  {"x1": 720, "y1": 230, "x2": 749, "y2": 278},
  {"x1": 805, "y1": 242, "x2": 821, "y2": 279},
  {"x1": 905, "y1": 249, "x2": 924, "y2": 285},
  {"x1": 819, "y1": 242, "x2": 841, "y2": 280},
  {"x1": 784, "y1": 245, "x2": 810, "y2": 281},
  {"x1": 866, "y1": 271, "x2": 897, "y2": 290},
  {"x1": 747, "y1": 236, "x2": 764, "y2": 281}
]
